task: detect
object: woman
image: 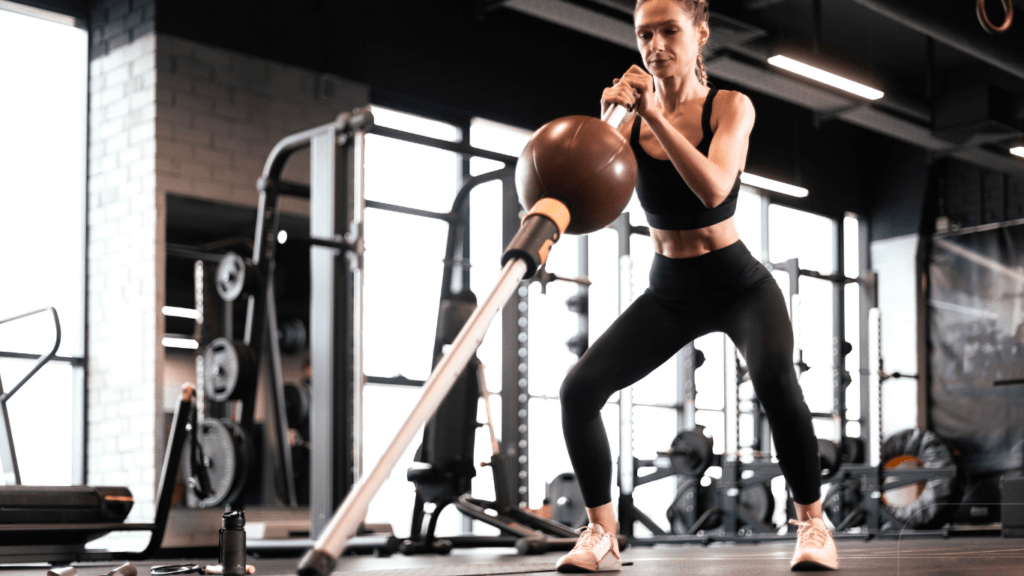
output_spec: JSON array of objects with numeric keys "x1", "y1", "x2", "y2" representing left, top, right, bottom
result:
[{"x1": 554, "y1": 0, "x2": 839, "y2": 572}]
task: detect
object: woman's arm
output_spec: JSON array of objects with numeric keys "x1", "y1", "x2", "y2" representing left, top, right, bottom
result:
[{"x1": 643, "y1": 90, "x2": 755, "y2": 208}]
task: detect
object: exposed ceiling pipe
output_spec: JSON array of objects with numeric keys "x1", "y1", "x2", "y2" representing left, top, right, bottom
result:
[{"x1": 850, "y1": 0, "x2": 1024, "y2": 81}]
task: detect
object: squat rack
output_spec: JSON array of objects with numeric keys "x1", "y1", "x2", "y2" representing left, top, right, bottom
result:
[{"x1": 250, "y1": 109, "x2": 546, "y2": 540}]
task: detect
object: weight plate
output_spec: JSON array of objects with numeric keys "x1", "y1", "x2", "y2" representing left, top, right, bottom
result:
[
  {"x1": 184, "y1": 419, "x2": 247, "y2": 507},
  {"x1": 203, "y1": 338, "x2": 256, "y2": 403},
  {"x1": 548, "y1": 473, "x2": 587, "y2": 529},
  {"x1": 879, "y1": 428, "x2": 961, "y2": 529},
  {"x1": 824, "y1": 480, "x2": 866, "y2": 530},
  {"x1": 216, "y1": 252, "x2": 252, "y2": 303},
  {"x1": 818, "y1": 439, "x2": 841, "y2": 481},
  {"x1": 668, "y1": 426, "x2": 714, "y2": 477},
  {"x1": 668, "y1": 477, "x2": 721, "y2": 535},
  {"x1": 739, "y1": 483, "x2": 774, "y2": 524},
  {"x1": 842, "y1": 437, "x2": 865, "y2": 464},
  {"x1": 278, "y1": 318, "x2": 308, "y2": 354},
  {"x1": 283, "y1": 381, "x2": 311, "y2": 431}
]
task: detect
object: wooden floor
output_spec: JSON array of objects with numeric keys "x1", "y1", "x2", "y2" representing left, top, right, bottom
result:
[{"x1": 1, "y1": 536, "x2": 1022, "y2": 576}]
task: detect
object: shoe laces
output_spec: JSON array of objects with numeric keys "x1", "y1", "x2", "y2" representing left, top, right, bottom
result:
[
  {"x1": 789, "y1": 519, "x2": 829, "y2": 549},
  {"x1": 572, "y1": 526, "x2": 604, "y2": 551}
]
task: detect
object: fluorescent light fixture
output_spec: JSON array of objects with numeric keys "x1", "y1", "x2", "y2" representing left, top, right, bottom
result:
[
  {"x1": 277, "y1": 229, "x2": 288, "y2": 244},
  {"x1": 740, "y1": 172, "x2": 809, "y2": 198},
  {"x1": 162, "y1": 306, "x2": 201, "y2": 320},
  {"x1": 162, "y1": 336, "x2": 199, "y2": 350},
  {"x1": 1012, "y1": 146, "x2": 1024, "y2": 158},
  {"x1": 768, "y1": 55, "x2": 884, "y2": 100}
]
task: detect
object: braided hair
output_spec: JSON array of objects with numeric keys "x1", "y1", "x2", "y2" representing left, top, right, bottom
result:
[{"x1": 634, "y1": 0, "x2": 710, "y2": 86}]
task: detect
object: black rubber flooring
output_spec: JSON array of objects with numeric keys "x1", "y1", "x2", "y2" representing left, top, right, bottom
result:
[{"x1": 1, "y1": 537, "x2": 1022, "y2": 576}]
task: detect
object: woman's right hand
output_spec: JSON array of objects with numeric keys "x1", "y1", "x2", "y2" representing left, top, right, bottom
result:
[{"x1": 600, "y1": 77, "x2": 640, "y2": 119}]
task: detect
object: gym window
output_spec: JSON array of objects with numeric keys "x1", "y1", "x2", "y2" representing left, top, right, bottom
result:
[{"x1": 0, "y1": 3, "x2": 88, "y2": 486}]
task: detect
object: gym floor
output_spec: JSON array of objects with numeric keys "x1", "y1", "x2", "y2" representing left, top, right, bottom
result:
[{"x1": 1, "y1": 537, "x2": 1022, "y2": 576}]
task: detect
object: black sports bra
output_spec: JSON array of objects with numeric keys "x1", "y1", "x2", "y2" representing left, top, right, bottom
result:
[{"x1": 629, "y1": 88, "x2": 741, "y2": 230}]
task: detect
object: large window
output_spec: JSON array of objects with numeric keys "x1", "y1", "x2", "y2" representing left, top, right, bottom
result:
[{"x1": 0, "y1": 4, "x2": 87, "y2": 486}]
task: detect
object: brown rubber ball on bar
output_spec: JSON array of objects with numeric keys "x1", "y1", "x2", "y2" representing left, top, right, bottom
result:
[{"x1": 515, "y1": 115, "x2": 636, "y2": 235}]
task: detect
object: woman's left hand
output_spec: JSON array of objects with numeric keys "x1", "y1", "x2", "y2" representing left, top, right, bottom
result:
[{"x1": 619, "y1": 64, "x2": 656, "y2": 118}]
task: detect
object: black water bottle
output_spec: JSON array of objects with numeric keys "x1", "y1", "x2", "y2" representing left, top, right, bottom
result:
[{"x1": 220, "y1": 510, "x2": 247, "y2": 576}]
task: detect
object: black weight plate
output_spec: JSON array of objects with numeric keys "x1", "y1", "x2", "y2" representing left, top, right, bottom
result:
[
  {"x1": 548, "y1": 473, "x2": 587, "y2": 529},
  {"x1": 278, "y1": 318, "x2": 308, "y2": 354},
  {"x1": 184, "y1": 419, "x2": 240, "y2": 507},
  {"x1": 668, "y1": 426, "x2": 714, "y2": 476},
  {"x1": 739, "y1": 483, "x2": 774, "y2": 524},
  {"x1": 818, "y1": 439, "x2": 841, "y2": 481},
  {"x1": 220, "y1": 420, "x2": 251, "y2": 506},
  {"x1": 824, "y1": 480, "x2": 866, "y2": 530},
  {"x1": 842, "y1": 437, "x2": 865, "y2": 464},
  {"x1": 668, "y1": 477, "x2": 722, "y2": 534},
  {"x1": 283, "y1": 381, "x2": 311, "y2": 430},
  {"x1": 216, "y1": 252, "x2": 250, "y2": 302}
]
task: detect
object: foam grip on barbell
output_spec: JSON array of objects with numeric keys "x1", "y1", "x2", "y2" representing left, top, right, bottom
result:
[{"x1": 500, "y1": 198, "x2": 571, "y2": 279}]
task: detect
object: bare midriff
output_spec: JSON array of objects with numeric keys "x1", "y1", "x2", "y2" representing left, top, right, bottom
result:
[{"x1": 650, "y1": 216, "x2": 740, "y2": 259}]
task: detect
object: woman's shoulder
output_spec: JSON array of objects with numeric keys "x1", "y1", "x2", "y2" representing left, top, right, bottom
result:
[
  {"x1": 712, "y1": 89, "x2": 754, "y2": 111},
  {"x1": 710, "y1": 89, "x2": 755, "y2": 131}
]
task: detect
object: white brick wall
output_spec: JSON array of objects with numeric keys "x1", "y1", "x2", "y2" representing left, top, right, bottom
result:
[{"x1": 87, "y1": 0, "x2": 159, "y2": 536}]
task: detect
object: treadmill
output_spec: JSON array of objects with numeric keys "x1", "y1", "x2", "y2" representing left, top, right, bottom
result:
[{"x1": 0, "y1": 307, "x2": 191, "y2": 563}]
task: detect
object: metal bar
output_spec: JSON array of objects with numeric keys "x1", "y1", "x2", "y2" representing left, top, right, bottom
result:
[
  {"x1": 0, "y1": 351, "x2": 83, "y2": 366},
  {"x1": 308, "y1": 258, "x2": 530, "y2": 561},
  {"x1": 309, "y1": 125, "x2": 357, "y2": 538},
  {"x1": 868, "y1": 307, "x2": 882, "y2": 467},
  {"x1": 369, "y1": 125, "x2": 517, "y2": 165},
  {"x1": 500, "y1": 172, "x2": 529, "y2": 507},
  {"x1": 0, "y1": 308, "x2": 62, "y2": 407},
  {"x1": 833, "y1": 218, "x2": 846, "y2": 442},
  {"x1": 365, "y1": 375, "x2": 425, "y2": 387},
  {"x1": 167, "y1": 245, "x2": 228, "y2": 264},
  {"x1": 365, "y1": 200, "x2": 456, "y2": 223},
  {"x1": 933, "y1": 215, "x2": 1024, "y2": 239},
  {"x1": 266, "y1": 282, "x2": 298, "y2": 507}
]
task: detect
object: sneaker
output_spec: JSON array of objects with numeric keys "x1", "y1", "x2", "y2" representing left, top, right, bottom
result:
[
  {"x1": 789, "y1": 518, "x2": 839, "y2": 571},
  {"x1": 555, "y1": 523, "x2": 622, "y2": 573}
]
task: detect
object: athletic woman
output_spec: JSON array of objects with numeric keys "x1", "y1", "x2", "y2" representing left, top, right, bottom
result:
[{"x1": 555, "y1": 0, "x2": 839, "y2": 571}]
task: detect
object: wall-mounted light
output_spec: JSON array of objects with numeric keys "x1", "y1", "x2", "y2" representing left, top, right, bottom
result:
[
  {"x1": 162, "y1": 306, "x2": 201, "y2": 320},
  {"x1": 740, "y1": 172, "x2": 809, "y2": 198},
  {"x1": 277, "y1": 230, "x2": 288, "y2": 244},
  {"x1": 1011, "y1": 146, "x2": 1024, "y2": 159},
  {"x1": 162, "y1": 336, "x2": 199, "y2": 350},
  {"x1": 768, "y1": 55, "x2": 884, "y2": 101}
]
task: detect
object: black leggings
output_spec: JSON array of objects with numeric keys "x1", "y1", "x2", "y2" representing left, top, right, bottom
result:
[{"x1": 560, "y1": 240, "x2": 821, "y2": 508}]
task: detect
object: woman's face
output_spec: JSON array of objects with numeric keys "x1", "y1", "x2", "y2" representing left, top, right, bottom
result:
[{"x1": 635, "y1": 0, "x2": 707, "y2": 80}]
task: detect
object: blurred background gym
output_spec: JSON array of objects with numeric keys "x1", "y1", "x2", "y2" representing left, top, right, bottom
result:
[{"x1": 0, "y1": 0, "x2": 1023, "y2": 574}]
